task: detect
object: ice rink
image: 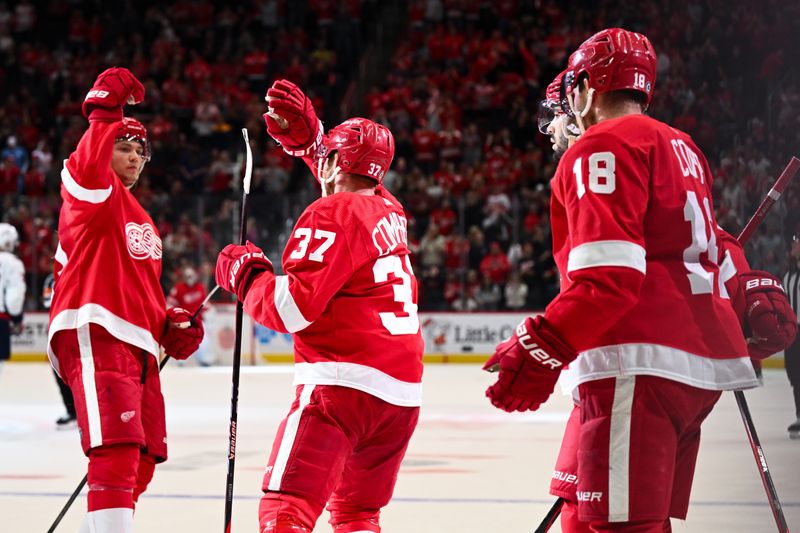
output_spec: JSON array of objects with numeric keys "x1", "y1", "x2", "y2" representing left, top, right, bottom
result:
[{"x1": 1, "y1": 362, "x2": 798, "y2": 532}]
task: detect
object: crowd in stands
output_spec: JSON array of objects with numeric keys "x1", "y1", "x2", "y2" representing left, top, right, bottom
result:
[{"x1": 1, "y1": 0, "x2": 799, "y2": 313}]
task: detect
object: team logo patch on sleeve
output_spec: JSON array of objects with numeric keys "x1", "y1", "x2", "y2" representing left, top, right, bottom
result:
[{"x1": 126, "y1": 222, "x2": 163, "y2": 260}]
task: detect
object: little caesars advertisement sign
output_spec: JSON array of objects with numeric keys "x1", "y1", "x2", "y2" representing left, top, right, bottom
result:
[{"x1": 419, "y1": 312, "x2": 532, "y2": 362}]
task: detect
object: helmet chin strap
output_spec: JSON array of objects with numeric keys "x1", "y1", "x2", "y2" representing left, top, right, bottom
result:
[
  {"x1": 316, "y1": 155, "x2": 340, "y2": 197},
  {"x1": 567, "y1": 87, "x2": 594, "y2": 135}
]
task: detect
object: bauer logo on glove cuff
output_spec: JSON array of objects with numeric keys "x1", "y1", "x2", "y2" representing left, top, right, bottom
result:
[
  {"x1": 85, "y1": 89, "x2": 110, "y2": 100},
  {"x1": 516, "y1": 322, "x2": 563, "y2": 370},
  {"x1": 745, "y1": 278, "x2": 785, "y2": 291},
  {"x1": 229, "y1": 251, "x2": 267, "y2": 288}
]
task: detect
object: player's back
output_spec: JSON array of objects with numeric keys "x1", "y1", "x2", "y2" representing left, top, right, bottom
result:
[
  {"x1": 278, "y1": 190, "x2": 424, "y2": 406},
  {"x1": 551, "y1": 114, "x2": 757, "y2": 391}
]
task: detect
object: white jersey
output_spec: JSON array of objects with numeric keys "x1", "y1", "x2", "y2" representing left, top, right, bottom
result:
[{"x1": 0, "y1": 250, "x2": 25, "y2": 319}]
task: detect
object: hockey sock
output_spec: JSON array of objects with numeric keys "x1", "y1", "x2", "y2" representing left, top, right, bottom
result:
[
  {"x1": 87, "y1": 444, "x2": 139, "y2": 512},
  {"x1": 133, "y1": 452, "x2": 157, "y2": 505},
  {"x1": 259, "y1": 491, "x2": 318, "y2": 532}
]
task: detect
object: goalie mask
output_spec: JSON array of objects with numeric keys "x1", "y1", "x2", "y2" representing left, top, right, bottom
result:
[
  {"x1": 115, "y1": 117, "x2": 151, "y2": 162},
  {"x1": 316, "y1": 118, "x2": 395, "y2": 196},
  {"x1": 0, "y1": 222, "x2": 19, "y2": 252}
]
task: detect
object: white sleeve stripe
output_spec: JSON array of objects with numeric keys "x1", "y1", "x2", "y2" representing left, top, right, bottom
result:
[
  {"x1": 567, "y1": 240, "x2": 646, "y2": 274},
  {"x1": 55, "y1": 242, "x2": 68, "y2": 267},
  {"x1": 274, "y1": 275, "x2": 312, "y2": 333},
  {"x1": 61, "y1": 160, "x2": 112, "y2": 204}
]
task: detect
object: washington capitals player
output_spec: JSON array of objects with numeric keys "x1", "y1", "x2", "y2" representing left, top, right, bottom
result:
[
  {"x1": 0, "y1": 223, "x2": 25, "y2": 367},
  {"x1": 47, "y1": 68, "x2": 204, "y2": 532}
]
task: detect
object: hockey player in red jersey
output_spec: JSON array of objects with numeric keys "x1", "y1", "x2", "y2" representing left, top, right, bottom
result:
[
  {"x1": 483, "y1": 29, "x2": 797, "y2": 532},
  {"x1": 215, "y1": 80, "x2": 423, "y2": 533},
  {"x1": 167, "y1": 266, "x2": 213, "y2": 365},
  {"x1": 47, "y1": 68, "x2": 204, "y2": 533}
]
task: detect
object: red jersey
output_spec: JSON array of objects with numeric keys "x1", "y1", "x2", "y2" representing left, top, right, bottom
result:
[
  {"x1": 547, "y1": 115, "x2": 757, "y2": 392},
  {"x1": 48, "y1": 118, "x2": 166, "y2": 373},
  {"x1": 167, "y1": 281, "x2": 208, "y2": 320},
  {"x1": 243, "y1": 189, "x2": 424, "y2": 407}
]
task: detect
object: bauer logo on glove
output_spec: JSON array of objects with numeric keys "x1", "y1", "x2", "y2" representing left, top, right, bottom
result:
[
  {"x1": 744, "y1": 277, "x2": 785, "y2": 291},
  {"x1": 229, "y1": 250, "x2": 268, "y2": 290},
  {"x1": 516, "y1": 321, "x2": 564, "y2": 370}
]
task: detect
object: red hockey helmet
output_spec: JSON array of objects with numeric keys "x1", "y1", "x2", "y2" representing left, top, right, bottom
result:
[
  {"x1": 538, "y1": 70, "x2": 566, "y2": 133},
  {"x1": 320, "y1": 117, "x2": 394, "y2": 183},
  {"x1": 565, "y1": 28, "x2": 657, "y2": 107},
  {"x1": 116, "y1": 117, "x2": 151, "y2": 162}
]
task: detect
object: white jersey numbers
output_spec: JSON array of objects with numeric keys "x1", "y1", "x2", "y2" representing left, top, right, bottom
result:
[
  {"x1": 573, "y1": 152, "x2": 616, "y2": 199},
  {"x1": 682, "y1": 192, "x2": 729, "y2": 298},
  {"x1": 289, "y1": 227, "x2": 337, "y2": 263},
  {"x1": 373, "y1": 255, "x2": 420, "y2": 335}
]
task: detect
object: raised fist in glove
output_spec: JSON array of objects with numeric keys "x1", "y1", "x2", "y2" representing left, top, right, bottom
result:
[
  {"x1": 740, "y1": 270, "x2": 798, "y2": 359},
  {"x1": 215, "y1": 241, "x2": 273, "y2": 301},
  {"x1": 263, "y1": 79, "x2": 322, "y2": 157},
  {"x1": 483, "y1": 316, "x2": 577, "y2": 412},
  {"x1": 161, "y1": 307, "x2": 204, "y2": 360},
  {"x1": 83, "y1": 67, "x2": 145, "y2": 120}
]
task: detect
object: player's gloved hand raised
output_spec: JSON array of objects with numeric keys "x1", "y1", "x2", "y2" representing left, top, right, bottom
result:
[
  {"x1": 161, "y1": 307, "x2": 204, "y2": 360},
  {"x1": 215, "y1": 242, "x2": 273, "y2": 302},
  {"x1": 82, "y1": 67, "x2": 145, "y2": 120},
  {"x1": 740, "y1": 270, "x2": 798, "y2": 359},
  {"x1": 483, "y1": 316, "x2": 577, "y2": 412},
  {"x1": 263, "y1": 79, "x2": 322, "y2": 157}
]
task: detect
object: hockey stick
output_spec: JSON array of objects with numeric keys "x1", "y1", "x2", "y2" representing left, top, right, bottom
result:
[
  {"x1": 531, "y1": 157, "x2": 799, "y2": 533},
  {"x1": 731, "y1": 155, "x2": 798, "y2": 533},
  {"x1": 46, "y1": 285, "x2": 221, "y2": 533},
  {"x1": 223, "y1": 128, "x2": 253, "y2": 533},
  {"x1": 533, "y1": 497, "x2": 564, "y2": 533}
]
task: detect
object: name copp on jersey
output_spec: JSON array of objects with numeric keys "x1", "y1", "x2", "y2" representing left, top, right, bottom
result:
[
  {"x1": 548, "y1": 114, "x2": 757, "y2": 392},
  {"x1": 243, "y1": 188, "x2": 424, "y2": 407},
  {"x1": 48, "y1": 119, "x2": 166, "y2": 373}
]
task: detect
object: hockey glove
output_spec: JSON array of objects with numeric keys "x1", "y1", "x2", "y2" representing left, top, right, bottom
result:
[
  {"x1": 263, "y1": 79, "x2": 323, "y2": 157},
  {"x1": 215, "y1": 242, "x2": 273, "y2": 302},
  {"x1": 161, "y1": 307, "x2": 204, "y2": 360},
  {"x1": 483, "y1": 316, "x2": 576, "y2": 412},
  {"x1": 9, "y1": 314, "x2": 23, "y2": 336},
  {"x1": 82, "y1": 67, "x2": 145, "y2": 121},
  {"x1": 740, "y1": 270, "x2": 798, "y2": 359}
]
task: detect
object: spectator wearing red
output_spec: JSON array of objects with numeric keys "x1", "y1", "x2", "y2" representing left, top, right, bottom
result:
[
  {"x1": 479, "y1": 241, "x2": 511, "y2": 285},
  {"x1": 412, "y1": 120, "x2": 440, "y2": 173},
  {"x1": 430, "y1": 198, "x2": 456, "y2": 236}
]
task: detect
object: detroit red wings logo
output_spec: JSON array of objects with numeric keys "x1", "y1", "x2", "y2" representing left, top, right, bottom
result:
[{"x1": 126, "y1": 222, "x2": 162, "y2": 260}]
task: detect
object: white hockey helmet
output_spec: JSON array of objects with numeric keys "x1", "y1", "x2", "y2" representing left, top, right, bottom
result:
[{"x1": 0, "y1": 223, "x2": 19, "y2": 251}]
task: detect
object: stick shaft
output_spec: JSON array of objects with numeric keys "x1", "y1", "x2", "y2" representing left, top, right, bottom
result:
[
  {"x1": 224, "y1": 129, "x2": 253, "y2": 533},
  {"x1": 533, "y1": 497, "x2": 564, "y2": 533},
  {"x1": 47, "y1": 477, "x2": 87, "y2": 533},
  {"x1": 737, "y1": 157, "x2": 799, "y2": 246},
  {"x1": 730, "y1": 157, "x2": 798, "y2": 533}
]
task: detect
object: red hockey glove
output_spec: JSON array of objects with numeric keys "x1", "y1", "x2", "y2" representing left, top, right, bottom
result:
[
  {"x1": 483, "y1": 316, "x2": 577, "y2": 412},
  {"x1": 82, "y1": 67, "x2": 145, "y2": 121},
  {"x1": 263, "y1": 79, "x2": 323, "y2": 157},
  {"x1": 161, "y1": 307, "x2": 204, "y2": 360},
  {"x1": 215, "y1": 242, "x2": 273, "y2": 301},
  {"x1": 740, "y1": 270, "x2": 798, "y2": 359}
]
